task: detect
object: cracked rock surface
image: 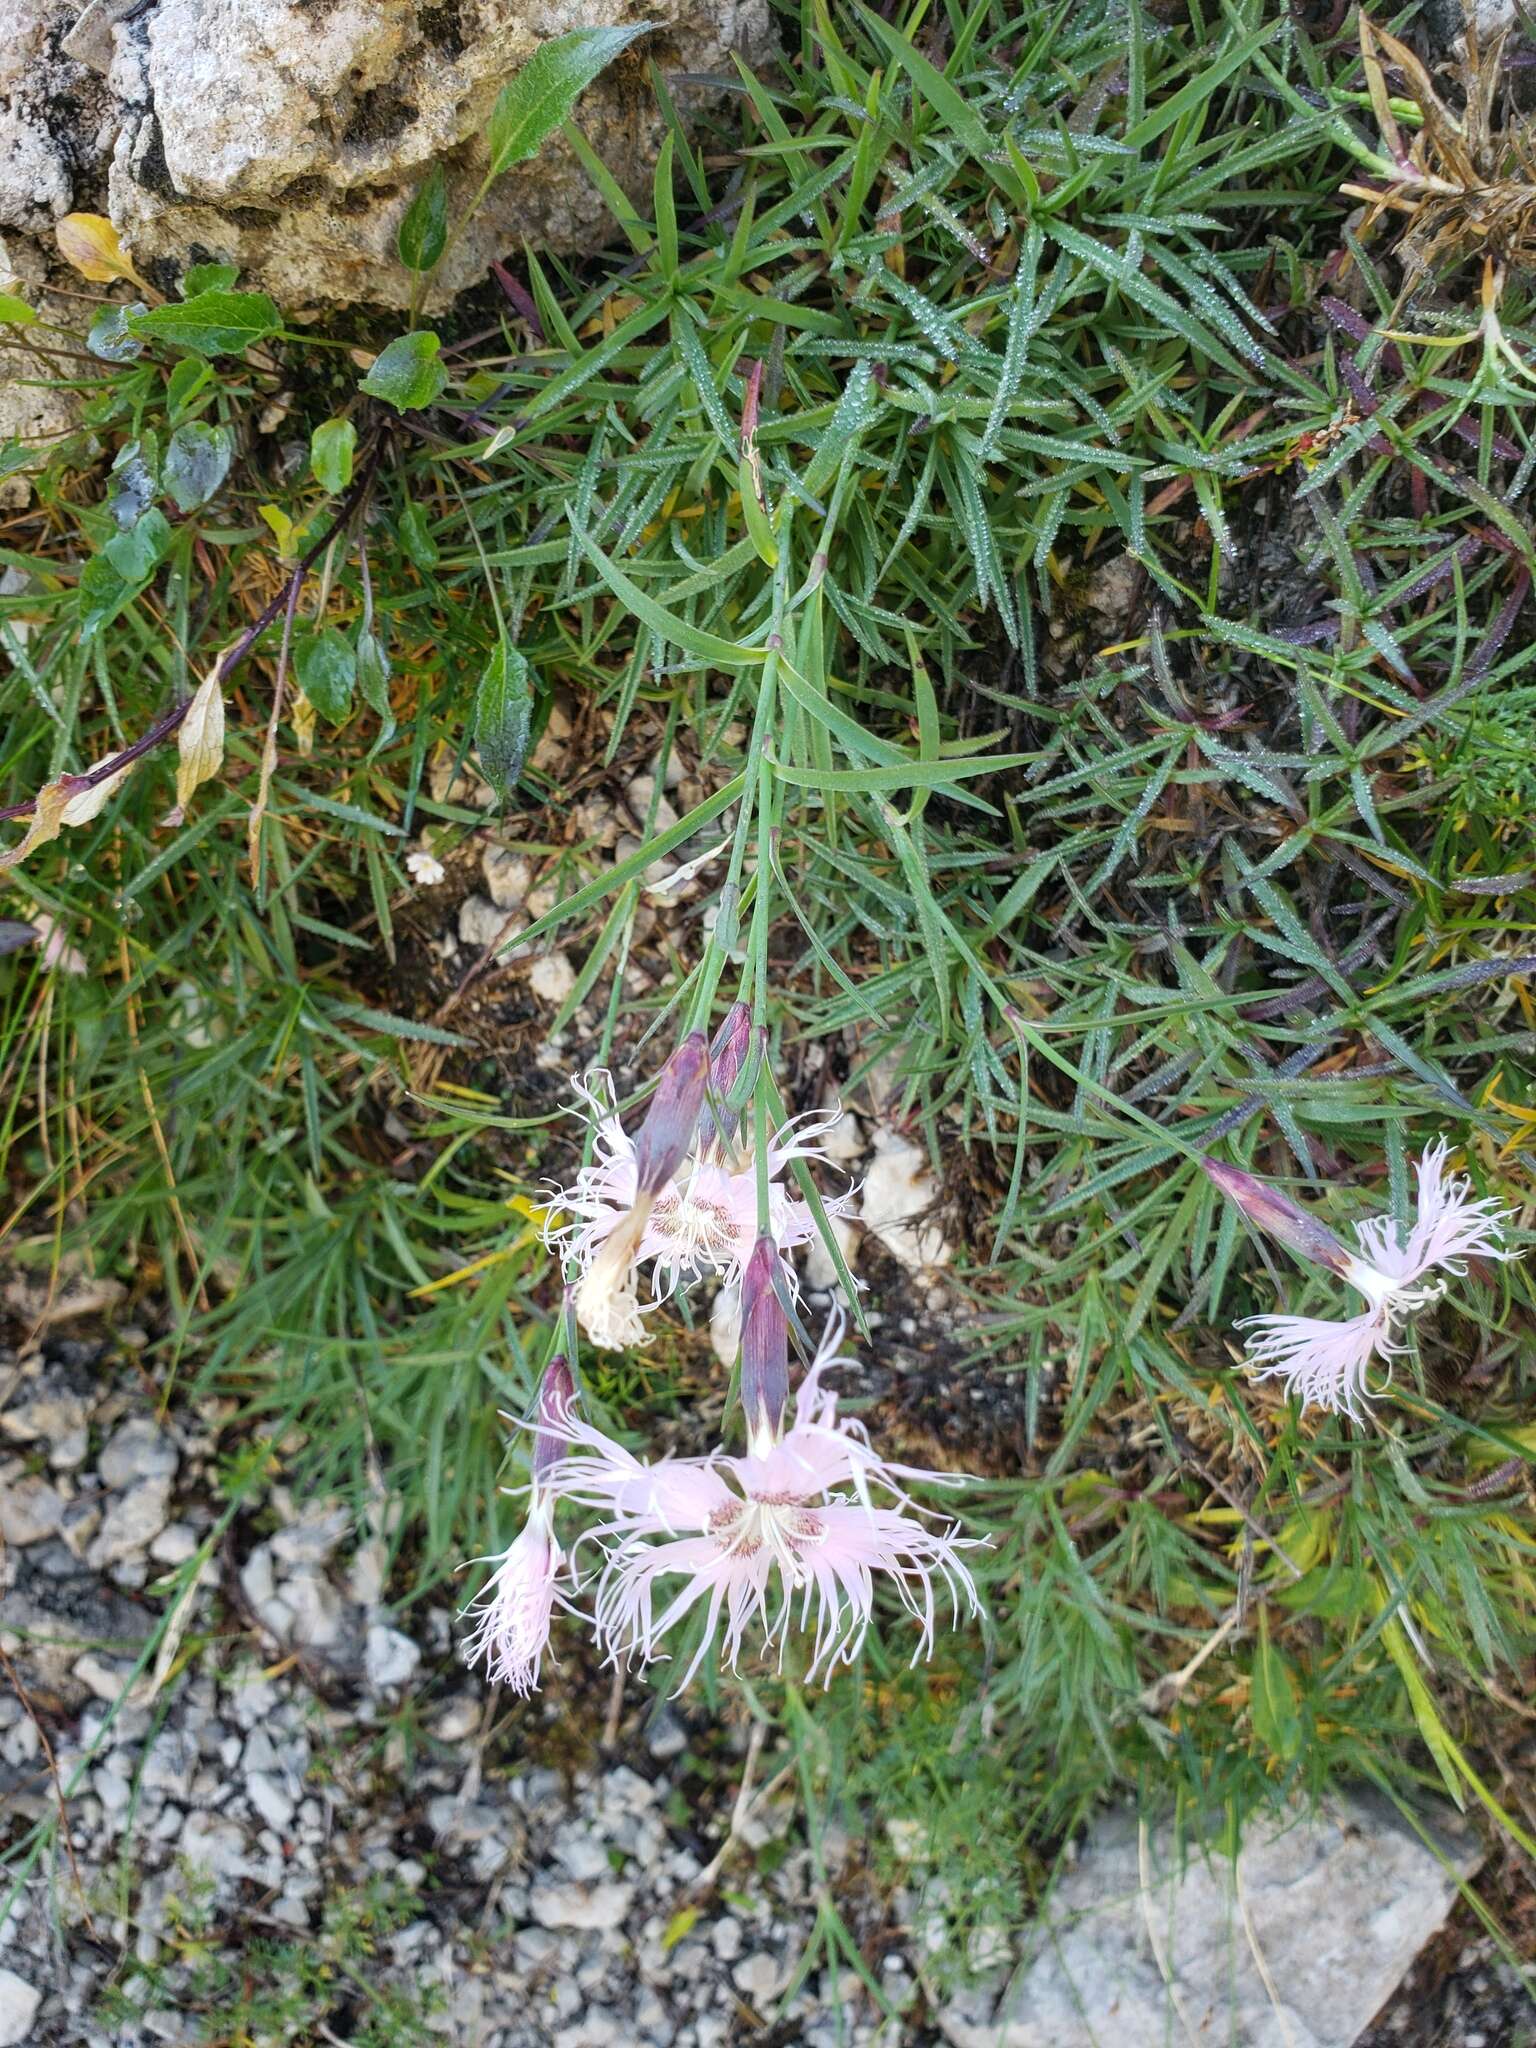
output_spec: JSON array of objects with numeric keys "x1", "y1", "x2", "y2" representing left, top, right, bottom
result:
[{"x1": 1, "y1": 0, "x2": 774, "y2": 309}]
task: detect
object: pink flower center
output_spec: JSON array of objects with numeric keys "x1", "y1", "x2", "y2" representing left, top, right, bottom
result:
[
  {"x1": 650, "y1": 1184, "x2": 740, "y2": 1260},
  {"x1": 708, "y1": 1493, "x2": 826, "y2": 1575}
]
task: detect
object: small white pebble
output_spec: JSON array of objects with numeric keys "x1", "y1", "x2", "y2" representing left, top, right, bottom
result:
[{"x1": 529, "y1": 951, "x2": 577, "y2": 1005}]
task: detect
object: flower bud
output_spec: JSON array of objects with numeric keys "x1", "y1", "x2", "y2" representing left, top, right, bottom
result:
[
  {"x1": 740, "y1": 1236, "x2": 789, "y2": 1454},
  {"x1": 532, "y1": 1355, "x2": 576, "y2": 1487},
  {"x1": 699, "y1": 1003, "x2": 753, "y2": 1151},
  {"x1": 1201, "y1": 1156, "x2": 1354, "y2": 1279},
  {"x1": 632, "y1": 1031, "x2": 709, "y2": 1195}
]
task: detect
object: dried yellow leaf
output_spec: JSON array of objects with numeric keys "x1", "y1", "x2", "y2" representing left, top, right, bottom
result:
[
  {"x1": 176, "y1": 665, "x2": 227, "y2": 811},
  {"x1": 292, "y1": 690, "x2": 316, "y2": 757},
  {"x1": 0, "y1": 779, "x2": 74, "y2": 872},
  {"x1": 60, "y1": 757, "x2": 133, "y2": 826},
  {"x1": 55, "y1": 212, "x2": 146, "y2": 287}
]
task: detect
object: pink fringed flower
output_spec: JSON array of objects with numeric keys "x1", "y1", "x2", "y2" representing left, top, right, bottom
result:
[
  {"x1": 460, "y1": 1358, "x2": 576, "y2": 1692},
  {"x1": 551, "y1": 1007, "x2": 852, "y2": 1350},
  {"x1": 547, "y1": 1309, "x2": 982, "y2": 1689},
  {"x1": 1206, "y1": 1139, "x2": 1520, "y2": 1417},
  {"x1": 460, "y1": 1515, "x2": 562, "y2": 1694}
]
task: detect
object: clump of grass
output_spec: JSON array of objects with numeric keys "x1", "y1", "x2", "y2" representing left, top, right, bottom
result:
[
  {"x1": 3, "y1": 0, "x2": 1535, "y2": 1994},
  {"x1": 96, "y1": 1870, "x2": 442, "y2": 2046}
]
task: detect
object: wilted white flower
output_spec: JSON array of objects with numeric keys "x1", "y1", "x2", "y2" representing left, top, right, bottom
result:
[
  {"x1": 31, "y1": 911, "x2": 87, "y2": 977},
  {"x1": 405, "y1": 849, "x2": 446, "y2": 888},
  {"x1": 460, "y1": 1358, "x2": 575, "y2": 1693}
]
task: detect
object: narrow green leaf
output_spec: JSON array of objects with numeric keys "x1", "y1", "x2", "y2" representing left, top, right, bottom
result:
[
  {"x1": 1380, "y1": 1614, "x2": 1464, "y2": 1809},
  {"x1": 571, "y1": 524, "x2": 767, "y2": 668},
  {"x1": 1251, "y1": 1610, "x2": 1302, "y2": 1762},
  {"x1": 513, "y1": 773, "x2": 747, "y2": 954},
  {"x1": 355, "y1": 629, "x2": 392, "y2": 716},
  {"x1": 770, "y1": 754, "x2": 1025, "y2": 794},
  {"x1": 332, "y1": 1003, "x2": 470, "y2": 1047},
  {"x1": 104, "y1": 508, "x2": 171, "y2": 581},
  {"x1": 486, "y1": 24, "x2": 654, "y2": 178},
  {"x1": 295, "y1": 629, "x2": 356, "y2": 723},
  {"x1": 182, "y1": 261, "x2": 240, "y2": 295}
]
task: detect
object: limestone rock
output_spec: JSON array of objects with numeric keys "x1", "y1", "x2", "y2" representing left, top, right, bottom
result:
[
  {"x1": 530, "y1": 1878, "x2": 635, "y2": 1931},
  {"x1": 0, "y1": 1549, "x2": 152, "y2": 1711},
  {"x1": 482, "y1": 844, "x2": 533, "y2": 912},
  {"x1": 3, "y1": 0, "x2": 773, "y2": 313},
  {"x1": 364, "y1": 1621, "x2": 421, "y2": 1692},
  {"x1": 529, "y1": 949, "x2": 577, "y2": 1005},
  {"x1": 858, "y1": 1126, "x2": 952, "y2": 1275},
  {"x1": 933, "y1": 1792, "x2": 1482, "y2": 2048},
  {"x1": 0, "y1": 4, "x2": 116, "y2": 234},
  {"x1": 87, "y1": 1475, "x2": 173, "y2": 1567},
  {"x1": 0, "y1": 1969, "x2": 42, "y2": 2048},
  {"x1": 0, "y1": 236, "x2": 94, "y2": 506},
  {"x1": 0, "y1": 1474, "x2": 66, "y2": 1547}
]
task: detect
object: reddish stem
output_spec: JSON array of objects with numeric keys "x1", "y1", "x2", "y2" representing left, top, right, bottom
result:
[{"x1": 0, "y1": 438, "x2": 384, "y2": 824}]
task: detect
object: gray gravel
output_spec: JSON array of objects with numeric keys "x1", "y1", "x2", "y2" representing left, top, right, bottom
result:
[{"x1": 1, "y1": 1338, "x2": 904, "y2": 2047}]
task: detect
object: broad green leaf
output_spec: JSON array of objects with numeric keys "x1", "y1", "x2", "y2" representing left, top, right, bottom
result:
[
  {"x1": 109, "y1": 439, "x2": 157, "y2": 528},
  {"x1": 1276, "y1": 1565, "x2": 1371, "y2": 1621},
  {"x1": 295, "y1": 629, "x2": 356, "y2": 723},
  {"x1": 355, "y1": 629, "x2": 392, "y2": 716},
  {"x1": 79, "y1": 552, "x2": 146, "y2": 636},
  {"x1": 360, "y1": 331, "x2": 447, "y2": 411},
  {"x1": 398, "y1": 164, "x2": 449, "y2": 272},
  {"x1": 87, "y1": 302, "x2": 146, "y2": 363},
  {"x1": 163, "y1": 421, "x2": 232, "y2": 512},
  {"x1": 182, "y1": 261, "x2": 240, "y2": 295},
  {"x1": 258, "y1": 503, "x2": 303, "y2": 558},
  {"x1": 0, "y1": 293, "x2": 36, "y2": 327},
  {"x1": 399, "y1": 500, "x2": 439, "y2": 568},
  {"x1": 474, "y1": 641, "x2": 534, "y2": 807},
  {"x1": 104, "y1": 508, "x2": 171, "y2": 581},
  {"x1": 130, "y1": 289, "x2": 281, "y2": 356},
  {"x1": 310, "y1": 417, "x2": 357, "y2": 493},
  {"x1": 166, "y1": 357, "x2": 212, "y2": 419},
  {"x1": 486, "y1": 24, "x2": 654, "y2": 177}
]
